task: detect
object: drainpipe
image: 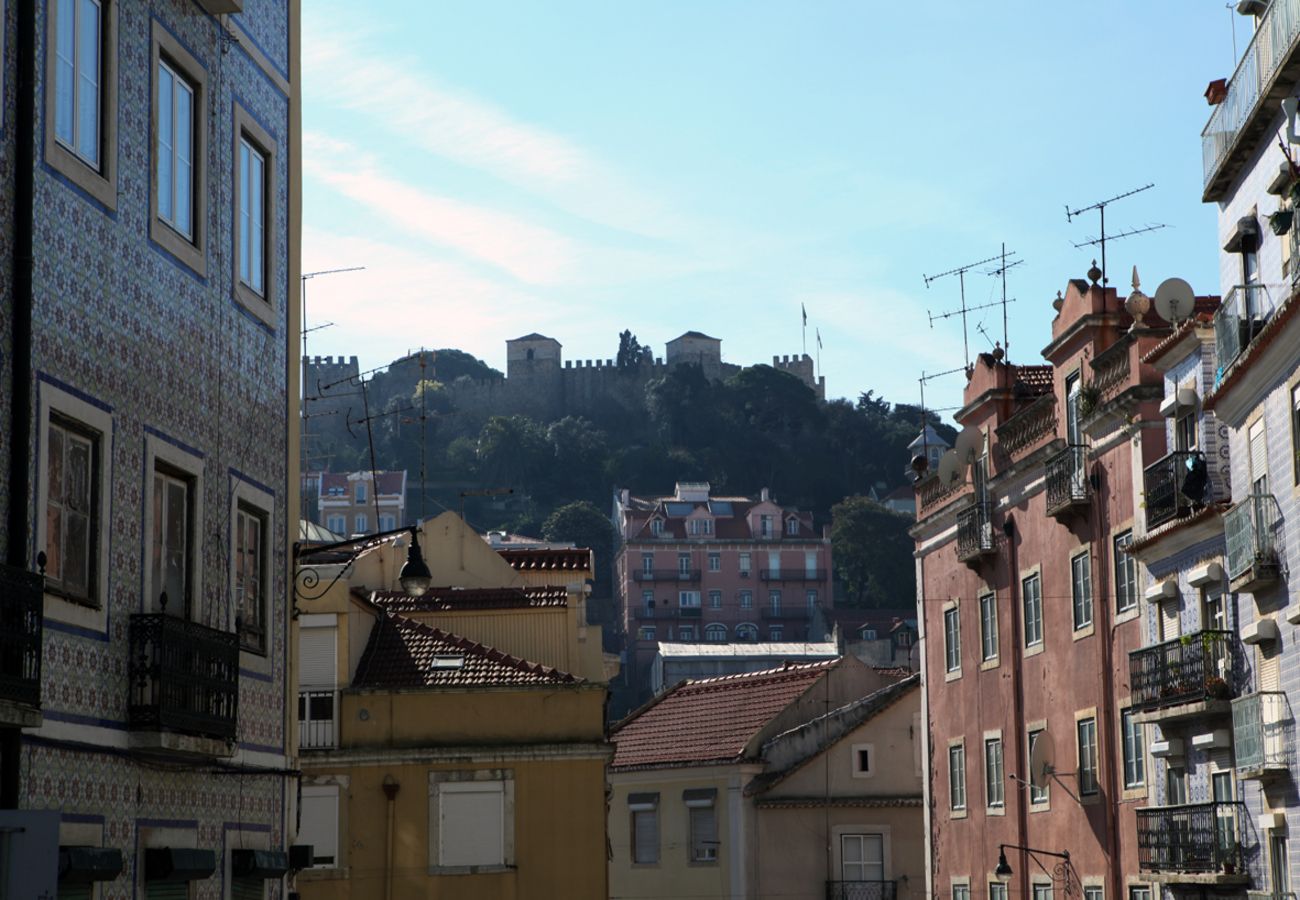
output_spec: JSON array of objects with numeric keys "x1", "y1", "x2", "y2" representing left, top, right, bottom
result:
[
  {"x1": 2, "y1": 0, "x2": 38, "y2": 812},
  {"x1": 382, "y1": 775, "x2": 399, "y2": 900},
  {"x1": 1091, "y1": 465, "x2": 1122, "y2": 900},
  {"x1": 1004, "y1": 516, "x2": 1030, "y2": 900}
]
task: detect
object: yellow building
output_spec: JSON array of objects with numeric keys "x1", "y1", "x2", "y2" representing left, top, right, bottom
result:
[
  {"x1": 294, "y1": 513, "x2": 610, "y2": 900},
  {"x1": 608, "y1": 658, "x2": 921, "y2": 900}
]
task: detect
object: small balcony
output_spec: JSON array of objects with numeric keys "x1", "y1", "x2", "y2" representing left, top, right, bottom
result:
[
  {"x1": 1045, "y1": 444, "x2": 1090, "y2": 518},
  {"x1": 128, "y1": 614, "x2": 239, "y2": 753},
  {"x1": 1129, "y1": 630, "x2": 1239, "y2": 723},
  {"x1": 1144, "y1": 451, "x2": 1210, "y2": 530},
  {"x1": 0, "y1": 562, "x2": 44, "y2": 727},
  {"x1": 955, "y1": 501, "x2": 994, "y2": 564},
  {"x1": 632, "y1": 569, "x2": 702, "y2": 583},
  {"x1": 1225, "y1": 493, "x2": 1281, "y2": 593},
  {"x1": 299, "y1": 689, "x2": 338, "y2": 750},
  {"x1": 1233, "y1": 691, "x2": 1293, "y2": 780},
  {"x1": 826, "y1": 881, "x2": 898, "y2": 900},
  {"x1": 759, "y1": 569, "x2": 827, "y2": 582},
  {"x1": 1214, "y1": 284, "x2": 1273, "y2": 379},
  {"x1": 1137, "y1": 801, "x2": 1247, "y2": 882}
]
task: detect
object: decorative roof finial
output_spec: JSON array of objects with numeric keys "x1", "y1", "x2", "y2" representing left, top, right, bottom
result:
[
  {"x1": 1125, "y1": 265, "x2": 1151, "y2": 325},
  {"x1": 1087, "y1": 260, "x2": 1102, "y2": 285},
  {"x1": 1053, "y1": 290, "x2": 1064, "y2": 312}
]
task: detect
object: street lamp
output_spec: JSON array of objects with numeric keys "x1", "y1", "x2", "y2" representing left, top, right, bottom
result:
[
  {"x1": 295, "y1": 525, "x2": 431, "y2": 612},
  {"x1": 994, "y1": 844, "x2": 1070, "y2": 882}
]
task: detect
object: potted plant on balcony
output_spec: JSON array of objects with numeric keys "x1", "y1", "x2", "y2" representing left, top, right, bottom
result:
[
  {"x1": 1270, "y1": 208, "x2": 1294, "y2": 235},
  {"x1": 1078, "y1": 383, "x2": 1101, "y2": 418},
  {"x1": 1204, "y1": 674, "x2": 1230, "y2": 699}
]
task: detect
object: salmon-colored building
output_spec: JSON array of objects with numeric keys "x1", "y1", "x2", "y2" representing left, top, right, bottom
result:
[{"x1": 913, "y1": 274, "x2": 1212, "y2": 898}]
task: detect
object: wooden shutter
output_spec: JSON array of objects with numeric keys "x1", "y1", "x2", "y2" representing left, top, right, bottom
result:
[{"x1": 299, "y1": 626, "x2": 336, "y2": 688}]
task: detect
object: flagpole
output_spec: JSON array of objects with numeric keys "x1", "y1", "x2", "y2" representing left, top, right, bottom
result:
[
  {"x1": 801, "y1": 305, "x2": 807, "y2": 357},
  {"x1": 816, "y1": 328, "x2": 822, "y2": 380}
]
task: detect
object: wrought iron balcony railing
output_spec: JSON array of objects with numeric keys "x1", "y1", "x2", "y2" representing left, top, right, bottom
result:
[
  {"x1": 1233, "y1": 691, "x2": 1293, "y2": 776},
  {"x1": 632, "y1": 569, "x2": 702, "y2": 583},
  {"x1": 1144, "y1": 450, "x2": 1210, "y2": 530},
  {"x1": 1215, "y1": 284, "x2": 1274, "y2": 380},
  {"x1": 1136, "y1": 801, "x2": 1244, "y2": 874},
  {"x1": 1202, "y1": 0, "x2": 1300, "y2": 191},
  {"x1": 995, "y1": 394, "x2": 1057, "y2": 460},
  {"x1": 0, "y1": 563, "x2": 44, "y2": 710},
  {"x1": 1045, "y1": 444, "x2": 1089, "y2": 516},
  {"x1": 128, "y1": 614, "x2": 239, "y2": 741},
  {"x1": 759, "y1": 569, "x2": 827, "y2": 582},
  {"x1": 956, "y1": 501, "x2": 994, "y2": 562},
  {"x1": 826, "y1": 880, "x2": 898, "y2": 900},
  {"x1": 1129, "y1": 630, "x2": 1239, "y2": 713},
  {"x1": 298, "y1": 689, "x2": 337, "y2": 750},
  {"x1": 1225, "y1": 493, "x2": 1280, "y2": 586}
]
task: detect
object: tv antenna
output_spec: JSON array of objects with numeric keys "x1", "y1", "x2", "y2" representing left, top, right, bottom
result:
[
  {"x1": 1065, "y1": 184, "x2": 1166, "y2": 288},
  {"x1": 924, "y1": 247, "x2": 1020, "y2": 369},
  {"x1": 909, "y1": 366, "x2": 966, "y2": 479},
  {"x1": 986, "y1": 243, "x2": 1022, "y2": 361}
]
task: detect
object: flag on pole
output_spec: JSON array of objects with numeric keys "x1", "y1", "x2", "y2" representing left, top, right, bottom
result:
[
  {"x1": 816, "y1": 328, "x2": 823, "y2": 349},
  {"x1": 802, "y1": 304, "x2": 807, "y2": 326}
]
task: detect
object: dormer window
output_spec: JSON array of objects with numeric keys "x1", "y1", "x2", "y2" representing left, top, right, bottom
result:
[
  {"x1": 759, "y1": 515, "x2": 773, "y2": 538},
  {"x1": 785, "y1": 517, "x2": 799, "y2": 536},
  {"x1": 430, "y1": 654, "x2": 465, "y2": 670},
  {"x1": 688, "y1": 518, "x2": 714, "y2": 536},
  {"x1": 650, "y1": 518, "x2": 664, "y2": 536}
]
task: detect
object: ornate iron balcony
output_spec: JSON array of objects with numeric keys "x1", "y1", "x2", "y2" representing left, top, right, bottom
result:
[
  {"x1": 1045, "y1": 444, "x2": 1089, "y2": 517},
  {"x1": 632, "y1": 569, "x2": 702, "y2": 583},
  {"x1": 1136, "y1": 801, "x2": 1245, "y2": 874},
  {"x1": 1233, "y1": 691, "x2": 1293, "y2": 778},
  {"x1": 956, "y1": 501, "x2": 994, "y2": 563},
  {"x1": 826, "y1": 881, "x2": 898, "y2": 900},
  {"x1": 0, "y1": 562, "x2": 44, "y2": 711},
  {"x1": 128, "y1": 614, "x2": 239, "y2": 741},
  {"x1": 1144, "y1": 450, "x2": 1209, "y2": 530},
  {"x1": 1225, "y1": 493, "x2": 1280, "y2": 591},
  {"x1": 1214, "y1": 284, "x2": 1273, "y2": 381},
  {"x1": 1129, "y1": 630, "x2": 1238, "y2": 714}
]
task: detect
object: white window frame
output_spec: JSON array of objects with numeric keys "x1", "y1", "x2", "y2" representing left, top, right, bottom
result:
[
  {"x1": 143, "y1": 431, "x2": 205, "y2": 618},
  {"x1": 638, "y1": 626, "x2": 655, "y2": 641},
  {"x1": 53, "y1": 0, "x2": 102, "y2": 167},
  {"x1": 44, "y1": 0, "x2": 118, "y2": 208},
  {"x1": 704, "y1": 623, "x2": 727, "y2": 642},
  {"x1": 736, "y1": 622, "x2": 758, "y2": 641},
  {"x1": 156, "y1": 57, "x2": 195, "y2": 240},
  {"x1": 708, "y1": 552, "x2": 720, "y2": 572},
  {"x1": 354, "y1": 513, "x2": 367, "y2": 534},
  {"x1": 428, "y1": 770, "x2": 515, "y2": 872},
  {"x1": 1071, "y1": 550, "x2": 1093, "y2": 631},
  {"x1": 840, "y1": 832, "x2": 884, "y2": 881},
  {"x1": 739, "y1": 552, "x2": 751, "y2": 575},
  {"x1": 300, "y1": 783, "x2": 341, "y2": 868},
  {"x1": 944, "y1": 605, "x2": 961, "y2": 674},
  {"x1": 236, "y1": 118, "x2": 274, "y2": 308},
  {"x1": 149, "y1": 21, "x2": 207, "y2": 275},
  {"x1": 1022, "y1": 572, "x2": 1043, "y2": 648},
  {"x1": 326, "y1": 514, "x2": 345, "y2": 534},
  {"x1": 1027, "y1": 727, "x2": 1049, "y2": 806},
  {"x1": 979, "y1": 592, "x2": 998, "y2": 662},
  {"x1": 739, "y1": 590, "x2": 753, "y2": 609},
  {"x1": 785, "y1": 516, "x2": 799, "y2": 535},
  {"x1": 984, "y1": 735, "x2": 1004, "y2": 809},
  {"x1": 1077, "y1": 716, "x2": 1099, "y2": 796},
  {"x1": 708, "y1": 590, "x2": 722, "y2": 609},
  {"x1": 1114, "y1": 530, "x2": 1137, "y2": 614},
  {"x1": 679, "y1": 590, "x2": 701, "y2": 609},
  {"x1": 1121, "y1": 707, "x2": 1145, "y2": 790},
  {"x1": 948, "y1": 742, "x2": 966, "y2": 812}
]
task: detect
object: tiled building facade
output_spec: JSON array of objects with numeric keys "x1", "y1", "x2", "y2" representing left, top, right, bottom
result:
[{"x1": 0, "y1": 0, "x2": 301, "y2": 895}]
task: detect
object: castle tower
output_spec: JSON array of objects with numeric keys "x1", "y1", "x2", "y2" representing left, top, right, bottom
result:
[
  {"x1": 665, "y1": 331, "x2": 722, "y2": 381},
  {"x1": 772, "y1": 352, "x2": 826, "y2": 399},
  {"x1": 506, "y1": 333, "x2": 563, "y2": 379}
]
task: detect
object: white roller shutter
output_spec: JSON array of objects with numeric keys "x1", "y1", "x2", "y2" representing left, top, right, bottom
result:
[
  {"x1": 299, "y1": 786, "x2": 339, "y2": 866},
  {"x1": 299, "y1": 626, "x2": 337, "y2": 689},
  {"x1": 440, "y1": 783, "x2": 504, "y2": 867},
  {"x1": 1249, "y1": 419, "x2": 1268, "y2": 492}
]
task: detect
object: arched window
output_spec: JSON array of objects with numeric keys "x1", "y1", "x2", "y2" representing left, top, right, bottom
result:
[
  {"x1": 526, "y1": 348, "x2": 535, "y2": 360},
  {"x1": 705, "y1": 623, "x2": 727, "y2": 642},
  {"x1": 736, "y1": 623, "x2": 759, "y2": 642}
]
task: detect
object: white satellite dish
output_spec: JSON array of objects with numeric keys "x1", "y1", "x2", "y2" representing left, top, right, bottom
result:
[
  {"x1": 1153, "y1": 278, "x2": 1196, "y2": 325},
  {"x1": 953, "y1": 427, "x2": 981, "y2": 464},
  {"x1": 1028, "y1": 730, "x2": 1056, "y2": 790},
  {"x1": 937, "y1": 450, "x2": 962, "y2": 486}
]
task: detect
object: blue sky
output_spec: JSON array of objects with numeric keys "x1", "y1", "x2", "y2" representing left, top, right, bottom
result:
[{"x1": 302, "y1": 1, "x2": 1236, "y2": 413}]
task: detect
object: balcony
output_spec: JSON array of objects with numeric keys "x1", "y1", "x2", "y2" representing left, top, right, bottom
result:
[
  {"x1": 1129, "y1": 629, "x2": 1240, "y2": 723},
  {"x1": 1225, "y1": 493, "x2": 1281, "y2": 593},
  {"x1": 955, "y1": 501, "x2": 994, "y2": 563},
  {"x1": 299, "y1": 689, "x2": 337, "y2": 750},
  {"x1": 994, "y1": 394, "x2": 1057, "y2": 460},
  {"x1": 1045, "y1": 444, "x2": 1090, "y2": 518},
  {"x1": 0, "y1": 563, "x2": 44, "y2": 727},
  {"x1": 760, "y1": 607, "x2": 813, "y2": 621},
  {"x1": 632, "y1": 569, "x2": 702, "y2": 583},
  {"x1": 1233, "y1": 691, "x2": 1293, "y2": 780},
  {"x1": 759, "y1": 569, "x2": 827, "y2": 582},
  {"x1": 1202, "y1": 0, "x2": 1300, "y2": 198},
  {"x1": 1144, "y1": 451, "x2": 1210, "y2": 530},
  {"x1": 826, "y1": 881, "x2": 898, "y2": 900},
  {"x1": 128, "y1": 614, "x2": 239, "y2": 754},
  {"x1": 1137, "y1": 802, "x2": 1248, "y2": 883},
  {"x1": 1214, "y1": 285, "x2": 1273, "y2": 382}
]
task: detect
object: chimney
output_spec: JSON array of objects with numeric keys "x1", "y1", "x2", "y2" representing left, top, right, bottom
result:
[{"x1": 760, "y1": 487, "x2": 770, "y2": 503}]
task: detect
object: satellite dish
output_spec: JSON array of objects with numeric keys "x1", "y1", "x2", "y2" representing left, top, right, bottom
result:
[
  {"x1": 1153, "y1": 278, "x2": 1196, "y2": 325},
  {"x1": 937, "y1": 450, "x2": 962, "y2": 486},
  {"x1": 1029, "y1": 731, "x2": 1056, "y2": 790},
  {"x1": 954, "y1": 427, "x2": 981, "y2": 464}
]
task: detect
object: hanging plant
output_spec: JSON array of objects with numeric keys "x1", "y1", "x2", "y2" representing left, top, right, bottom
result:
[
  {"x1": 1078, "y1": 383, "x2": 1102, "y2": 418},
  {"x1": 1270, "y1": 208, "x2": 1294, "y2": 235}
]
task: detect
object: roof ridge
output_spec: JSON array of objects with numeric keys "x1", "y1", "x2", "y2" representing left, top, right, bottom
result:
[{"x1": 683, "y1": 658, "x2": 836, "y2": 687}]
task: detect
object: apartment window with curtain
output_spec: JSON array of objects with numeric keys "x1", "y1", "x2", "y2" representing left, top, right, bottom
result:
[
  {"x1": 948, "y1": 744, "x2": 966, "y2": 811},
  {"x1": 984, "y1": 737, "x2": 1004, "y2": 808},
  {"x1": 944, "y1": 606, "x2": 961, "y2": 672},
  {"x1": 979, "y1": 592, "x2": 998, "y2": 661},
  {"x1": 1077, "y1": 717, "x2": 1099, "y2": 795},
  {"x1": 1022, "y1": 573, "x2": 1043, "y2": 647},
  {"x1": 1071, "y1": 551, "x2": 1093, "y2": 630},
  {"x1": 1114, "y1": 530, "x2": 1137, "y2": 614}
]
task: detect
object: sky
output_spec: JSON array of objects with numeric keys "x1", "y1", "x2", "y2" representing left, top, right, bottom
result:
[{"x1": 301, "y1": 1, "x2": 1239, "y2": 415}]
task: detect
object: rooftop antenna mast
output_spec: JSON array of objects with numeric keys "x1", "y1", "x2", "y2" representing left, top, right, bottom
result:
[
  {"x1": 924, "y1": 250, "x2": 1016, "y2": 370},
  {"x1": 917, "y1": 365, "x2": 967, "y2": 466},
  {"x1": 986, "y1": 243, "x2": 1023, "y2": 361},
  {"x1": 1065, "y1": 184, "x2": 1166, "y2": 289}
]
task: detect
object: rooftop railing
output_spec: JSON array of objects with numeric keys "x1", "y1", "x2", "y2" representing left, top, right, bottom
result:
[{"x1": 994, "y1": 394, "x2": 1057, "y2": 460}]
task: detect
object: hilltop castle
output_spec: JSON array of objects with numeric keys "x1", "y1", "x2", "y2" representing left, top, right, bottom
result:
[{"x1": 302, "y1": 331, "x2": 825, "y2": 427}]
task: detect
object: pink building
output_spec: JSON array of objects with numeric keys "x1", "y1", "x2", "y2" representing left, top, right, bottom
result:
[
  {"x1": 613, "y1": 482, "x2": 833, "y2": 702},
  {"x1": 317, "y1": 470, "x2": 407, "y2": 535}
]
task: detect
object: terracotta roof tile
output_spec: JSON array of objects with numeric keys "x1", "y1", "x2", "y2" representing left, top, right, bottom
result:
[
  {"x1": 497, "y1": 547, "x2": 592, "y2": 571},
  {"x1": 353, "y1": 612, "x2": 580, "y2": 688},
  {"x1": 370, "y1": 586, "x2": 569, "y2": 612},
  {"x1": 610, "y1": 661, "x2": 835, "y2": 769},
  {"x1": 1014, "y1": 365, "x2": 1054, "y2": 396}
]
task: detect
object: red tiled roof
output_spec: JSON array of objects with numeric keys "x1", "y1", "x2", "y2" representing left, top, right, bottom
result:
[
  {"x1": 370, "y1": 586, "x2": 569, "y2": 612},
  {"x1": 353, "y1": 612, "x2": 579, "y2": 688},
  {"x1": 319, "y1": 470, "x2": 406, "y2": 496},
  {"x1": 609, "y1": 661, "x2": 835, "y2": 769},
  {"x1": 497, "y1": 547, "x2": 592, "y2": 571},
  {"x1": 1014, "y1": 365, "x2": 1054, "y2": 396}
]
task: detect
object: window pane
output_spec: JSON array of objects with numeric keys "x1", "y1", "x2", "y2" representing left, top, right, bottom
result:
[
  {"x1": 164, "y1": 478, "x2": 187, "y2": 610},
  {"x1": 158, "y1": 68, "x2": 174, "y2": 221},
  {"x1": 75, "y1": 0, "x2": 100, "y2": 165},
  {"x1": 55, "y1": 0, "x2": 76, "y2": 145},
  {"x1": 239, "y1": 142, "x2": 251, "y2": 283},
  {"x1": 175, "y1": 80, "x2": 193, "y2": 236}
]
